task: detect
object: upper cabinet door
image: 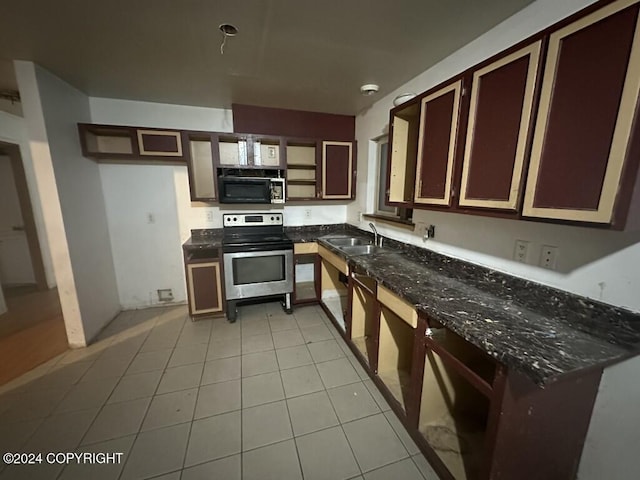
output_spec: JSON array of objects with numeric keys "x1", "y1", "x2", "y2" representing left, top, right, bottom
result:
[
  {"x1": 322, "y1": 141, "x2": 354, "y2": 199},
  {"x1": 459, "y1": 41, "x2": 542, "y2": 210},
  {"x1": 137, "y1": 129, "x2": 183, "y2": 157},
  {"x1": 414, "y1": 80, "x2": 463, "y2": 206},
  {"x1": 523, "y1": 0, "x2": 640, "y2": 223},
  {"x1": 387, "y1": 101, "x2": 420, "y2": 205}
]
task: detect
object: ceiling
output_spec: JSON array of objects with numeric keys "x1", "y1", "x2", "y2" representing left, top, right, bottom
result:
[{"x1": 0, "y1": 0, "x2": 534, "y2": 116}]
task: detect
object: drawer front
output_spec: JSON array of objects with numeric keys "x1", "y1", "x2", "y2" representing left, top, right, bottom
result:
[
  {"x1": 294, "y1": 242, "x2": 318, "y2": 254},
  {"x1": 318, "y1": 244, "x2": 348, "y2": 275},
  {"x1": 377, "y1": 285, "x2": 417, "y2": 328}
]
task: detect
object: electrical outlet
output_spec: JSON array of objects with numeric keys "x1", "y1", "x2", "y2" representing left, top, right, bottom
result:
[
  {"x1": 514, "y1": 240, "x2": 529, "y2": 263},
  {"x1": 415, "y1": 222, "x2": 428, "y2": 241},
  {"x1": 540, "y1": 245, "x2": 558, "y2": 270},
  {"x1": 304, "y1": 208, "x2": 312, "y2": 220},
  {"x1": 206, "y1": 210, "x2": 214, "y2": 222},
  {"x1": 358, "y1": 211, "x2": 363, "y2": 222},
  {"x1": 147, "y1": 213, "x2": 155, "y2": 224}
]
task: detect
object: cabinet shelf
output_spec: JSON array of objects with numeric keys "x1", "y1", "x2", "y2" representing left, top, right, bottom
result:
[
  {"x1": 287, "y1": 164, "x2": 317, "y2": 170},
  {"x1": 287, "y1": 180, "x2": 317, "y2": 185}
]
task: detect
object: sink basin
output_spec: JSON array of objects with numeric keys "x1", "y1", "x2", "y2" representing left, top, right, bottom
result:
[
  {"x1": 340, "y1": 245, "x2": 383, "y2": 255},
  {"x1": 325, "y1": 237, "x2": 372, "y2": 247}
]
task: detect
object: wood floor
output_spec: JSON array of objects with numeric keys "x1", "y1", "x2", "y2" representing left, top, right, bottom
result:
[{"x1": 0, "y1": 286, "x2": 69, "y2": 385}]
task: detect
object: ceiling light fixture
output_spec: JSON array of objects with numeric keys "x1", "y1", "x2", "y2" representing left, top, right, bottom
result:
[
  {"x1": 219, "y1": 23, "x2": 238, "y2": 55},
  {"x1": 393, "y1": 93, "x2": 416, "y2": 106},
  {"x1": 360, "y1": 84, "x2": 379, "y2": 96}
]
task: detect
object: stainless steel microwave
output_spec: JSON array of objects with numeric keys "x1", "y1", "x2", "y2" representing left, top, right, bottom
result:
[{"x1": 218, "y1": 176, "x2": 285, "y2": 204}]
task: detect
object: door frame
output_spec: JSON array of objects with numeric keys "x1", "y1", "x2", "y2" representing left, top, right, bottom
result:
[{"x1": 0, "y1": 141, "x2": 47, "y2": 290}]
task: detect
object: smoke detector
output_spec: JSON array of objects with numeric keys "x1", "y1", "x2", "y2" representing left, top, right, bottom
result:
[
  {"x1": 393, "y1": 93, "x2": 416, "y2": 106},
  {"x1": 360, "y1": 84, "x2": 380, "y2": 96}
]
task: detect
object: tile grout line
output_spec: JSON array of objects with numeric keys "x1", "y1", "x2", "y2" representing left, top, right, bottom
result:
[
  {"x1": 114, "y1": 310, "x2": 189, "y2": 480},
  {"x1": 179, "y1": 315, "x2": 210, "y2": 477},
  {"x1": 53, "y1": 309, "x2": 164, "y2": 480},
  {"x1": 270, "y1": 309, "x2": 306, "y2": 479}
]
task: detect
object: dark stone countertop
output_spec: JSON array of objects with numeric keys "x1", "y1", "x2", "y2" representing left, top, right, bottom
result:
[
  {"x1": 314, "y1": 231, "x2": 640, "y2": 386},
  {"x1": 180, "y1": 224, "x2": 640, "y2": 385},
  {"x1": 182, "y1": 229, "x2": 224, "y2": 250}
]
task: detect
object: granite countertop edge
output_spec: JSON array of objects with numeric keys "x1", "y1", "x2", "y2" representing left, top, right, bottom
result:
[
  {"x1": 180, "y1": 224, "x2": 640, "y2": 386},
  {"x1": 311, "y1": 232, "x2": 640, "y2": 387}
]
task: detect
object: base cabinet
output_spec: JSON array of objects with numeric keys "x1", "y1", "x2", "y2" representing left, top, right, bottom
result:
[
  {"x1": 318, "y1": 245, "x2": 349, "y2": 333},
  {"x1": 184, "y1": 249, "x2": 225, "y2": 318},
  {"x1": 317, "y1": 255, "x2": 605, "y2": 480},
  {"x1": 293, "y1": 243, "x2": 320, "y2": 304}
]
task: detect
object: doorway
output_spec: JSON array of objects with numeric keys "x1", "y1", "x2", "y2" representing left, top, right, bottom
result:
[{"x1": 0, "y1": 140, "x2": 67, "y2": 385}]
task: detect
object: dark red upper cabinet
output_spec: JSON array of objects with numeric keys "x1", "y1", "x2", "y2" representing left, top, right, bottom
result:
[
  {"x1": 413, "y1": 79, "x2": 464, "y2": 208},
  {"x1": 523, "y1": 0, "x2": 640, "y2": 226},
  {"x1": 321, "y1": 141, "x2": 355, "y2": 199},
  {"x1": 459, "y1": 41, "x2": 542, "y2": 211},
  {"x1": 137, "y1": 129, "x2": 183, "y2": 157}
]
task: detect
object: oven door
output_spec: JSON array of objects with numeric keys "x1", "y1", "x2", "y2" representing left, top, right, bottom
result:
[{"x1": 223, "y1": 249, "x2": 294, "y2": 300}]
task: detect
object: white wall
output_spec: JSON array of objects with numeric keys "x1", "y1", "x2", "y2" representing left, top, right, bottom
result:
[
  {"x1": 13, "y1": 62, "x2": 83, "y2": 345},
  {"x1": 26, "y1": 64, "x2": 120, "y2": 343},
  {"x1": 351, "y1": 1, "x2": 639, "y2": 478},
  {"x1": 91, "y1": 97, "x2": 348, "y2": 308}
]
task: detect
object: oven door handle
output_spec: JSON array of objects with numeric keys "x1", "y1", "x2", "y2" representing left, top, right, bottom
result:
[{"x1": 223, "y1": 249, "x2": 293, "y2": 259}]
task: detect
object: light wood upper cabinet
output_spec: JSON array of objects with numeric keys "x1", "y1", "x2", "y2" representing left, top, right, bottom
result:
[
  {"x1": 321, "y1": 140, "x2": 354, "y2": 199},
  {"x1": 414, "y1": 80, "x2": 463, "y2": 206},
  {"x1": 388, "y1": 101, "x2": 420, "y2": 205},
  {"x1": 459, "y1": 41, "x2": 542, "y2": 210},
  {"x1": 523, "y1": 0, "x2": 640, "y2": 224},
  {"x1": 185, "y1": 132, "x2": 217, "y2": 201}
]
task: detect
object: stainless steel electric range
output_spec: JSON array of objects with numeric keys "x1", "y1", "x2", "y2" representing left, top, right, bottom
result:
[{"x1": 222, "y1": 213, "x2": 294, "y2": 322}]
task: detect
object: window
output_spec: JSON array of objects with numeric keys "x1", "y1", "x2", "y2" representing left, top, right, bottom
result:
[
  {"x1": 376, "y1": 138, "x2": 396, "y2": 215},
  {"x1": 372, "y1": 136, "x2": 413, "y2": 223}
]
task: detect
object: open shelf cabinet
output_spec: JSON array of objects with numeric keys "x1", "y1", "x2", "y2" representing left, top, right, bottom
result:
[
  {"x1": 418, "y1": 323, "x2": 497, "y2": 480},
  {"x1": 286, "y1": 140, "x2": 318, "y2": 199},
  {"x1": 350, "y1": 272, "x2": 379, "y2": 368}
]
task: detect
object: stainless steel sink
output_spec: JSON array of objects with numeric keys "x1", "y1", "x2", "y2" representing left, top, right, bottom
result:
[
  {"x1": 325, "y1": 237, "x2": 372, "y2": 247},
  {"x1": 339, "y1": 244, "x2": 383, "y2": 255}
]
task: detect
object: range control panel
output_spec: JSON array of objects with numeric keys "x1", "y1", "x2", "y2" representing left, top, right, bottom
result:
[{"x1": 223, "y1": 213, "x2": 283, "y2": 227}]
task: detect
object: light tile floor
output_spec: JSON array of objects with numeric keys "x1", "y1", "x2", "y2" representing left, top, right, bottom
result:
[{"x1": 0, "y1": 302, "x2": 438, "y2": 480}]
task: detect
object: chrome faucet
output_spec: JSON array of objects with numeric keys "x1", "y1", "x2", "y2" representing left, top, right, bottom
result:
[{"x1": 369, "y1": 222, "x2": 379, "y2": 246}]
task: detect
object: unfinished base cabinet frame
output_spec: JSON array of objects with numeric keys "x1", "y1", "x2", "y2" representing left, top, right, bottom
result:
[
  {"x1": 404, "y1": 314, "x2": 604, "y2": 480},
  {"x1": 293, "y1": 242, "x2": 321, "y2": 305},
  {"x1": 349, "y1": 270, "x2": 380, "y2": 370},
  {"x1": 318, "y1": 245, "x2": 350, "y2": 335}
]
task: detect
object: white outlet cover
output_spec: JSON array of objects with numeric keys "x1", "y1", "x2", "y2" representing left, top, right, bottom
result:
[
  {"x1": 540, "y1": 245, "x2": 558, "y2": 270},
  {"x1": 514, "y1": 240, "x2": 529, "y2": 263}
]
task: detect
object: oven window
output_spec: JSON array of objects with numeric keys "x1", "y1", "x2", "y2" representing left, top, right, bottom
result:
[
  {"x1": 232, "y1": 255, "x2": 285, "y2": 285},
  {"x1": 224, "y1": 183, "x2": 267, "y2": 200}
]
